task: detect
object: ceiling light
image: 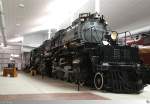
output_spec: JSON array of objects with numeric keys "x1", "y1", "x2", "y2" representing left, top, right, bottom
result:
[
  {"x1": 10, "y1": 58, "x2": 14, "y2": 60},
  {"x1": 18, "y1": 4, "x2": 25, "y2": 8},
  {"x1": 11, "y1": 54, "x2": 20, "y2": 58},
  {"x1": 16, "y1": 24, "x2": 20, "y2": 26}
]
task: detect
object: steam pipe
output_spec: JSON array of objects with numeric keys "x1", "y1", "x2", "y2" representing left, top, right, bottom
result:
[{"x1": 0, "y1": 0, "x2": 7, "y2": 47}]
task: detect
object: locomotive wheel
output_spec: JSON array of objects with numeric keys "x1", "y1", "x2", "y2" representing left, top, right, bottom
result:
[{"x1": 94, "y1": 72, "x2": 104, "y2": 90}]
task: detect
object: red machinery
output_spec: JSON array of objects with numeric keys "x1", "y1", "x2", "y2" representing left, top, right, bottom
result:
[
  {"x1": 120, "y1": 33, "x2": 150, "y2": 65},
  {"x1": 126, "y1": 34, "x2": 150, "y2": 46},
  {"x1": 139, "y1": 46, "x2": 150, "y2": 65}
]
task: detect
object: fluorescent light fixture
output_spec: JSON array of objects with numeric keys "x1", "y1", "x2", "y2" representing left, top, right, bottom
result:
[
  {"x1": 8, "y1": 36, "x2": 23, "y2": 42},
  {"x1": 16, "y1": 24, "x2": 20, "y2": 26},
  {"x1": 10, "y1": 57, "x2": 13, "y2": 60},
  {"x1": 18, "y1": 3, "x2": 25, "y2": 8},
  {"x1": 11, "y1": 54, "x2": 20, "y2": 57}
]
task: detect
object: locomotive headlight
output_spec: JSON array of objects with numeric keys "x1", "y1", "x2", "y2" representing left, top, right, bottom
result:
[{"x1": 111, "y1": 31, "x2": 118, "y2": 41}]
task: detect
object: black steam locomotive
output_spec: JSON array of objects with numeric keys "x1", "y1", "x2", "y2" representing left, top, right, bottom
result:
[
  {"x1": 28, "y1": 40, "x2": 52, "y2": 76},
  {"x1": 28, "y1": 13, "x2": 150, "y2": 93}
]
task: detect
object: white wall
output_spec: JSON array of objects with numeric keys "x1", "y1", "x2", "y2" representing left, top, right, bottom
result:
[
  {"x1": 23, "y1": 30, "x2": 48, "y2": 48},
  {"x1": 0, "y1": 44, "x2": 22, "y2": 70}
]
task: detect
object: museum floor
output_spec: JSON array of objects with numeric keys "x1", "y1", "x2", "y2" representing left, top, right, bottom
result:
[{"x1": 0, "y1": 72, "x2": 150, "y2": 100}]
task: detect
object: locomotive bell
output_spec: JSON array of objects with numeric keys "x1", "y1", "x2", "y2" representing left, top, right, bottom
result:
[{"x1": 111, "y1": 31, "x2": 118, "y2": 41}]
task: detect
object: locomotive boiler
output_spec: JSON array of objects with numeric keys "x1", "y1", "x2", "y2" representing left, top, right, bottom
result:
[{"x1": 29, "y1": 13, "x2": 150, "y2": 93}]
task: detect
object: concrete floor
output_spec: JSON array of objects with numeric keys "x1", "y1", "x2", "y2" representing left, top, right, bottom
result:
[{"x1": 0, "y1": 71, "x2": 150, "y2": 100}]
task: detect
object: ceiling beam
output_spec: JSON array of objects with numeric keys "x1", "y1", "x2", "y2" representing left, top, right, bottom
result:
[{"x1": 0, "y1": 0, "x2": 7, "y2": 47}]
